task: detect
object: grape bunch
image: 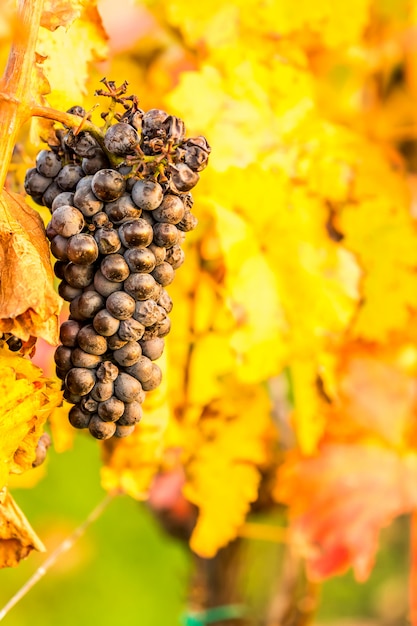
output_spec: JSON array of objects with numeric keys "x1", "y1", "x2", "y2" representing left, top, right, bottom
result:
[{"x1": 24, "y1": 81, "x2": 210, "y2": 440}]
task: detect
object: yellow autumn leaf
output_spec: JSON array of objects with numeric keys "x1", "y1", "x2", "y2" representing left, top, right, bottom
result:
[
  {"x1": 183, "y1": 382, "x2": 272, "y2": 557},
  {"x1": 0, "y1": 346, "x2": 63, "y2": 491},
  {"x1": 0, "y1": 488, "x2": 45, "y2": 568},
  {"x1": 0, "y1": 190, "x2": 61, "y2": 343}
]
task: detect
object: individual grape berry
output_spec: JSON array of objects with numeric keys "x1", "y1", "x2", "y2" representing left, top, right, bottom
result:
[
  {"x1": 46, "y1": 222, "x2": 58, "y2": 241},
  {"x1": 98, "y1": 397, "x2": 125, "y2": 422},
  {"x1": 69, "y1": 295, "x2": 88, "y2": 321},
  {"x1": 182, "y1": 137, "x2": 211, "y2": 172},
  {"x1": 51, "y1": 205, "x2": 84, "y2": 237},
  {"x1": 67, "y1": 233, "x2": 99, "y2": 265},
  {"x1": 55, "y1": 366, "x2": 68, "y2": 380},
  {"x1": 92, "y1": 212, "x2": 110, "y2": 228},
  {"x1": 24, "y1": 167, "x2": 53, "y2": 197},
  {"x1": 140, "y1": 338, "x2": 164, "y2": 361},
  {"x1": 94, "y1": 227, "x2": 121, "y2": 255},
  {"x1": 82, "y1": 150, "x2": 110, "y2": 175},
  {"x1": 114, "y1": 373, "x2": 143, "y2": 403},
  {"x1": 163, "y1": 115, "x2": 185, "y2": 143},
  {"x1": 51, "y1": 191, "x2": 75, "y2": 212},
  {"x1": 56, "y1": 164, "x2": 84, "y2": 191},
  {"x1": 152, "y1": 194, "x2": 184, "y2": 224},
  {"x1": 77, "y1": 324, "x2": 108, "y2": 355},
  {"x1": 94, "y1": 270, "x2": 123, "y2": 297},
  {"x1": 43, "y1": 182, "x2": 63, "y2": 209},
  {"x1": 133, "y1": 299, "x2": 161, "y2": 326},
  {"x1": 89, "y1": 414, "x2": 116, "y2": 439},
  {"x1": 154, "y1": 316, "x2": 171, "y2": 338},
  {"x1": 131, "y1": 180, "x2": 164, "y2": 211},
  {"x1": 113, "y1": 341, "x2": 142, "y2": 367},
  {"x1": 106, "y1": 291, "x2": 136, "y2": 320},
  {"x1": 141, "y1": 363, "x2": 162, "y2": 391},
  {"x1": 77, "y1": 290, "x2": 105, "y2": 318},
  {"x1": 148, "y1": 243, "x2": 166, "y2": 264},
  {"x1": 152, "y1": 222, "x2": 178, "y2": 248},
  {"x1": 140, "y1": 210, "x2": 156, "y2": 228},
  {"x1": 58, "y1": 281, "x2": 82, "y2": 301},
  {"x1": 71, "y1": 348, "x2": 102, "y2": 369},
  {"x1": 118, "y1": 318, "x2": 145, "y2": 341},
  {"x1": 124, "y1": 247, "x2": 156, "y2": 273},
  {"x1": 105, "y1": 194, "x2": 141, "y2": 224},
  {"x1": 64, "y1": 263, "x2": 94, "y2": 289},
  {"x1": 119, "y1": 219, "x2": 153, "y2": 248},
  {"x1": 125, "y1": 355, "x2": 153, "y2": 383},
  {"x1": 51, "y1": 235, "x2": 69, "y2": 260},
  {"x1": 67, "y1": 105, "x2": 86, "y2": 117},
  {"x1": 114, "y1": 424, "x2": 136, "y2": 438},
  {"x1": 96, "y1": 361, "x2": 119, "y2": 383},
  {"x1": 90, "y1": 381, "x2": 114, "y2": 402},
  {"x1": 170, "y1": 163, "x2": 199, "y2": 192},
  {"x1": 165, "y1": 245, "x2": 185, "y2": 269},
  {"x1": 104, "y1": 122, "x2": 140, "y2": 155},
  {"x1": 101, "y1": 254, "x2": 130, "y2": 282},
  {"x1": 69, "y1": 405, "x2": 91, "y2": 429},
  {"x1": 124, "y1": 273, "x2": 157, "y2": 301},
  {"x1": 93, "y1": 309, "x2": 120, "y2": 336},
  {"x1": 60, "y1": 319, "x2": 82, "y2": 347},
  {"x1": 54, "y1": 260, "x2": 67, "y2": 279},
  {"x1": 73, "y1": 177, "x2": 104, "y2": 217},
  {"x1": 151, "y1": 262, "x2": 175, "y2": 286},
  {"x1": 65, "y1": 131, "x2": 99, "y2": 158},
  {"x1": 65, "y1": 367, "x2": 96, "y2": 396},
  {"x1": 54, "y1": 345, "x2": 73, "y2": 371},
  {"x1": 36, "y1": 149, "x2": 62, "y2": 178},
  {"x1": 142, "y1": 109, "x2": 167, "y2": 137},
  {"x1": 80, "y1": 396, "x2": 99, "y2": 413},
  {"x1": 91, "y1": 169, "x2": 126, "y2": 202},
  {"x1": 177, "y1": 211, "x2": 198, "y2": 232},
  {"x1": 117, "y1": 401, "x2": 143, "y2": 426},
  {"x1": 107, "y1": 334, "x2": 127, "y2": 350}
]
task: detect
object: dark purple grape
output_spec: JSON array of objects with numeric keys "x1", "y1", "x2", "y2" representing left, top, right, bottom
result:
[
  {"x1": 118, "y1": 318, "x2": 145, "y2": 341},
  {"x1": 152, "y1": 222, "x2": 178, "y2": 248},
  {"x1": 43, "y1": 182, "x2": 63, "y2": 208},
  {"x1": 63, "y1": 390, "x2": 82, "y2": 404},
  {"x1": 69, "y1": 405, "x2": 91, "y2": 429},
  {"x1": 98, "y1": 397, "x2": 125, "y2": 422},
  {"x1": 124, "y1": 247, "x2": 156, "y2": 273},
  {"x1": 54, "y1": 260, "x2": 67, "y2": 279},
  {"x1": 90, "y1": 381, "x2": 114, "y2": 402},
  {"x1": 65, "y1": 367, "x2": 96, "y2": 395},
  {"x1": 51, "y1": 192, "x2": 75, "y2": 212},
  {"x1": 56, "y1": 164, "x2": 84, "y2": 191},
  {"x1": 107, "y1": 334, "x2": 127, "y2": 350},
  {"x1": 140, "y1": 338, "x2": 164, "y2": 361},
  {"x1": 71, "y1": 348, "x2": 102, "y2": 369},
  {"x1": 133, "y1": 299, "x2": 161, "y2": 326},
  {"x1": 163, "y1": 115, "x2": 185, "y2": 143},
  {"x1": 24, "y1": 167, "x2": 53, "y2": 196},
  {"x1": 58, "y1": 281, "x2": 82, "y2": 301},
  {"x1": 142, "y1": 109, "x2": 167, "y2": 137},
  {"x1": 114, "y1": 424, "x2": 136, "y2": 438},
  {"x1": 94, "y1": 227, "x2": 121, "y2": 255},
  {"x1": 73, "y1": 177, "x2": 104, "y2": 216},
  {"x1": 124, "y1": 273, "x2": 157, "y2": 301},
  {"x1": 104, "y1": 194, "x2": 141, "y2": 224},
  {"x1": 96, "y1": 361, "x2": 119, "y2": 383},
  {"x1": 113, "y1": 341, "x2": 142, "y2": 367},
  {"x1": 119, "y1": 219, "x2": 153, "y2": 248},
  {"x1": 153, "y1": 194, "x2": 184, "y2": 224},
  {"x1": 54, "y1": 345, "x2": 73, "y2": 370},
  {"x1": 157, "y1": 289, "x2": 173, "y2": 313},
  {"x1": 141, "y1": 363, "x2": 162, "y2": 391},
  {"x1": 64, "y1": 263, "x2": 94, "y2": 288},
  {"x1": 177, "y1": 211, "x2": 198, "y2": 232},
  {"x1": 36, "y1": 150, "x2": 62, "y2": 177},
  {"x1": 66, "y1": 131, "x2": 99, "y2": 158},
  {"x1": 104, "y1": 122, "x2": 140, "y2": 155},
  {"x1": 170, "y1": 163, "x2": 199, "y2": 192},
  {"x1": 77, "y1": 290, "x2": 105, "y2": 318},
  {"x1": 131, "y1": 180, "x2": 163, "y2": 211},
  {"x1": 67, "y1": 105, "x2": 86, "y2": 117},
  {"x1": 91, "y1": 169, "x2": 126, "y2": 202},
  {"x1": 93, "y1": 309, "x2": 120, "y2": 336},
  {"x1": 118, "y1": 401, "x2": 143, "y2": 426},
  {"x1": 94, "y1": 270, "x2": 123, "y2": 297},
  {"x1": 51, "y1": 235, "x2": 69, "y2": 260},
  {"x1": 148, "y1": 243, "x2": 166, "y2": 264},
  {"x1": 77, "y1": 324, "x2": 108, "y2": 355},
  {"x1": 114, "y1": 373, "x2": 143, "y2": 403},
  {"x1": 82, "y1": 150, "x2": 110, "y2": 175},
  {"x1": 165, "y1": 245, "x2": 185, "y2": 269},
  {"x1": 101, "y1": 254, "x2": 130, "y2": 282},
  {"x1": 60, "y1": 319, "x2": 82, "y2": 347},
  {"x1": 106, "y1": 291, "x2": 136, "y2": 320},
  {"x1": 151, "y1": 262, "x2": 175, "y2": 286},
  {"x1": 89, "y1": 414, "x2": 116, "y2": 439},
  {"x1": 51, "y1": 205, "x2": 84, "y2": 237},
  {"x1": 80, "y1": 396, "x2": 99, "y2": 413},
  {"x1": 125, "y1": 355, "x2": 153, "y2": 383},
  {"x1": 67, "y1": 234, "x2": 99, "y2": 265}
]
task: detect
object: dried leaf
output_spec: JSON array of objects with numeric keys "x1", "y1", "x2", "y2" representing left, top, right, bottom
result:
[
  {"x1": 0, "y1": 190, "x2": 61, "y2": 343},
  {"x1": 0, "y1": 489, "x2": 45, "y2": 568},
  {"x1": 41, "y1": 0, "x2": 83, "y2": 31}
]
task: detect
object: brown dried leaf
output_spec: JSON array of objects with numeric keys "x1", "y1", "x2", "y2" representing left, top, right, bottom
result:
[
  {"x1": 0, "y1": 190, "x2": 61, "y2": 343},
  {"x1": 0, "y1": 488, "x2": 45, "y2": 568}
]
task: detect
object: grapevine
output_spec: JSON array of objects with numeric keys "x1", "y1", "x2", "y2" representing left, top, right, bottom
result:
[{"x1": 24, "y1": 79, "x2": 210, "y2": 440}]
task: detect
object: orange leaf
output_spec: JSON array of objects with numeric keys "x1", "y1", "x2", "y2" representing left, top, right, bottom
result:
[
  {"x1": 0, "y1": 489, "x2": 45, "y2": 568},
  {"x1": 275, "y1": 444, "x2": 417, "y2": 581},
  {"x1": 0, "y1": 190, "x2": 61, "y2": 343}
]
